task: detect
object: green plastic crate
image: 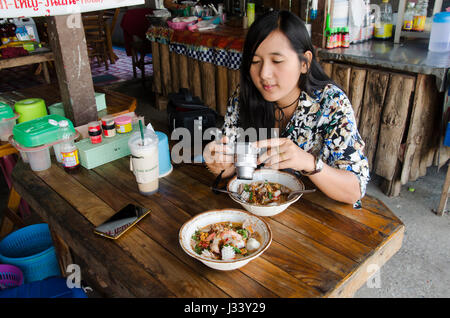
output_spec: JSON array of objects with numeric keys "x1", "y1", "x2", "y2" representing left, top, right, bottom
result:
[
  {"x1": 75, "y1": 124, "x2": 137, "y2": 169},
  {"x1": 48, "y1": 93, "x2": 106, "y2": 116},
  {"x1": 12, "y1": 114, "x2": 75, "y2": 148}
]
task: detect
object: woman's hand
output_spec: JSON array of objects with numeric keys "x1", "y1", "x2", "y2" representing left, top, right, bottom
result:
[
  {"x1": 203, "y1": 136, "x2": 235, "y2": 177},
  {"x1": 253, "y1": 138, "x2": 315, "y2": 172},
  {"x1": 253, "y1": 137, "x2": 361, "y2": 204}
]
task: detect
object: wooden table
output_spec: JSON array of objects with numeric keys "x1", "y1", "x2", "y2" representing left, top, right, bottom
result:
[
  {"x1": 0, "y1": 48, "x2": 54, "y2": 84},
  {"x1": 0, "y1": 83, "x2": 136, "y2": 118},
  {"x1": 11, "y1": 156, "x2": 405, "y2": 297}
]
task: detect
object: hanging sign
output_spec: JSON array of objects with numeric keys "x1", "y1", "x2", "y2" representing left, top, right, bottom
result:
[{"x1": 0, "y1": 0, "x2": 145, "y2": 18}]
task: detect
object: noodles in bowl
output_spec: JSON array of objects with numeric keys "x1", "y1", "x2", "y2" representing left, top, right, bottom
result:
[
  {"x1": 179, "y1": 209, "x2": 272, "y2": 271},
  {"x1": 227, "y1": 169, "x2": 305, "y2": 216}
]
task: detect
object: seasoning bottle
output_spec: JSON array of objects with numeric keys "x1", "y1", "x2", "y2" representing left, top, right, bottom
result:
[
  {"x1": 88, "y1": 121, "x2": 102, "y2": 144},
  {"x1": 374, "y1": 0, "x2": 393, "y2": 40},
  {"x1": 342, "y1": 27, "x2": 350, "y2": 48},
  {"x1": 413, "y1": 0, "x2": 428, "y2": 32},
  {"x1": 59, "y1": 120, "x2": 80, "y2": 173},
  {"x1": 403, "y1": 2, "x2": 415, "y2": 31},
  {"x1": 325, "y1": 28, "x2": 333, "y2": 49},
  {"x1": 101, "y1": 115, "x2": 116, "y2": 138}
]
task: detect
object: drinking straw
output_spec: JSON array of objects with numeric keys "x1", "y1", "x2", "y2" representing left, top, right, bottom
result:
[{"x1": 139, "y1": 119, "x2": 145, "y2": 145}]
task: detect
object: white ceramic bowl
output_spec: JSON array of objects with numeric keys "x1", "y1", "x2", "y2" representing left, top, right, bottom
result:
[
  {"x1": 179, "y1": 209, "x2": 272, "y2": 271},
  {"x1": 227, "y1": 169, "x2": 305, "y2": 217}
]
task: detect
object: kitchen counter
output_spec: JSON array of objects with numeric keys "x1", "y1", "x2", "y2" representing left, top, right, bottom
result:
[{"x1": 317, "y1": 40, "x2": 450, "y2": 92}]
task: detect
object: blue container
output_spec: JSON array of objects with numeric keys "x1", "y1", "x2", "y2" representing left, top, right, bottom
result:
[
  {"x1": 156, "y1": 131, "x2": 173, "y2": 177},
  {"x1": 445, "y1": 122, "x2": 450, "y2": 147},
  {"x1": 0, "y1": 277, "x2": 87, "y2": 298},
  {"x1": 0, "y1": 224, "x2": 61, "y2": 283}
]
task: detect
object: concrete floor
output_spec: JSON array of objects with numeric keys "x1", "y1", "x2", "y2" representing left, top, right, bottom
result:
[{"x1": 1, "y1": 78, "x2": 449, "y2": 298}]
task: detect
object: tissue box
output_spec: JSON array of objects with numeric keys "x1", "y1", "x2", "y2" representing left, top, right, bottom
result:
[
  {"x1": 48, "y1": 93, "x2": 106, "y2": 116},
  {"x1": 75, "y1": 123, "x2": 137, "y2": 169}
]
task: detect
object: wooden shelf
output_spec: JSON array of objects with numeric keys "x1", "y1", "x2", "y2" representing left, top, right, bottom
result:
[{"x1": 394, "y1": 0, "x2": 443, "y2": 43}]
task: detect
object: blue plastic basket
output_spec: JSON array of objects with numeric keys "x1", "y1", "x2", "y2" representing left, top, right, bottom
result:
[
  {"x1": 0, "y1": 224, "x2": 61, "y2": 283},
  {"x1": 0, "y1": 277, "x2": 87, "y2": 298}
]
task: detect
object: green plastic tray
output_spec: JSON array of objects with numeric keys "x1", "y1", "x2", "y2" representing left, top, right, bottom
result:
[{"x1": 12, "y1": 114, "x2": 75, "y2": 148}]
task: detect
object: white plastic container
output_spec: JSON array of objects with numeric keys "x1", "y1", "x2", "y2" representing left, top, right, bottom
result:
[
  {"x1": 429, "y1": 12, "x2": 450, "y2": 52},
  {"x1": 128, "y1": 127, "x2": 159, "y2": 195},
  {"x1": 0, "y1": 116, "x2": 19, "y2": 141},
  {"x1": 26, "y1": 147, "x2": 51, "y2": 171}
]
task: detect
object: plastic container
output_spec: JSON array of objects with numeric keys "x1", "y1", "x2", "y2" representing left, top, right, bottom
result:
[
  {"x1": 167, "y1": 20, "x2": 189, "y2": 30},
  {"x1": 413, "y1": 0, "x2": 428, "y2": 32},
  {"x1": 0, "y1": 102, "x2": 19, "y2": 142},
  {"x1": 12, "y1": 114, "x2": 74, "y2": 148},
  {"x1": 0, "y1": 264, "x2": 24, "y2": 290},
  {"x1": 128, "y1": 127, "x2": 159, "y2": 195},
  {"x1": 374, "y1": 0, "x2": 393, "y2": 40},
  {"x1": 115, "y1": 115, "x2": 133, "y2": 134},
  {"x1": 25, "y1": 146, "x2": 51, "y2": 171},
  {"x1": 428, "y1": 12, "x2": 450, "y2": 52},
  {"x1": 101, "y1": 115, "x2": 116, "y2": 138},
  {"x1": 14, "y1": 98, "x2": 47, "y2": 123},
  {"x1": 403, "y1": 2, "x2": 415, "y2": 31},
  {"x1": 0, "y1": 224, "x2": 61, "y2": 283},
  {"x1": 155, "y1": 131, "x2": 172, "y2": 177},
  {"x1": 0, "y1": 277, "x2": 87, "y2": 298},
  {"x1": 59, "y1": 120, "x2": 80, "y2": 173}
]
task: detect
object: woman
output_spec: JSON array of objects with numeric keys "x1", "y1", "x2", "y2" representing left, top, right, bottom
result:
[{"x1": 204, "y1": 10, "x2": 369, "y2": 207}]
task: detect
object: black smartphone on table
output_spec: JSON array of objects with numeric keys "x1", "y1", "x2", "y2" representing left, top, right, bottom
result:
[{"x1": 94, "y1": 204, "x2": 151, "y2": 240}]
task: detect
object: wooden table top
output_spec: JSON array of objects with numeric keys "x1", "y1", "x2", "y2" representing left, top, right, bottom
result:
[
  {"x1": 0, "y1": 83, "x2": 136, "y2": 118},
  {"x1": 0, "y1": 48, "x2": 54, "y2": 70},
  {"x1": 11, "y1": 155, "x2": 405, "y2": 297}
]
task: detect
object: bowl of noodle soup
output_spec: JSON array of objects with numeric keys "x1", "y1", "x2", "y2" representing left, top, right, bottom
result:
[
  {"x1": 179, "y1": 209, "x2": 272, "y2": 271},
  {"x1": 227, "y1": 169, "x2": 305, "y2": 217}
]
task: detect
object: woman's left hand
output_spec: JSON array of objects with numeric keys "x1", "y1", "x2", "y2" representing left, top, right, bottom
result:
[{"x1": 253, "y1": 138, "x2": 315, "y2": 172}]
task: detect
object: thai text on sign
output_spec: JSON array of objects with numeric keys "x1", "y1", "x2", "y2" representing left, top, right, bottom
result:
[{"x1": 0, "y1": 0, "x2": 145, "y2": 18}]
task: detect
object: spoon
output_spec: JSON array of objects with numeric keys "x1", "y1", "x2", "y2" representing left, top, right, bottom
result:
[
  {"x1": 211, "y1": 187, "x2": 240, "y2": 196},
  {"x1": 287, "y1": 189, "x2": 316, "y2": 200}
]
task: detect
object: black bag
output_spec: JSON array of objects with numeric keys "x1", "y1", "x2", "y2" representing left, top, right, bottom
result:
[{"x1": 167, "y1": 88, "x2": 218, "y2": 154}]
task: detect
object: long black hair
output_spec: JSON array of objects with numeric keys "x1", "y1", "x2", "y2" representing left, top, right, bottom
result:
[{"x1": 239, "y1": 10, "x2": 334, "y2": 133}]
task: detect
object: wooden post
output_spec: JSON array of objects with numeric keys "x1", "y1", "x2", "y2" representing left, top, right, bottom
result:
[
  {"x1": 348, "y1": 67, "x2": 367, "y2": 125},
  {"x1": 216, "y1": 65, "x2": 229, "y2": 116},
  {"x1": 228, "y1": 69, "x2": 240, "y2": 97},
  {"x1": 200, "y1": 61, "x2": 216, "y2": 110},
  {"x1": 401, "y1": 75, "x2": 442, "y2": 183},
  {"x1": 331, "y1": 63, "x2": 351, "y2": 95},
  {"x1": 170, "y1": 51, "x2": 180, "y2": 93},
  {"x1": 320, "y1": 61, "x2": 333, "y2": 78},
  {"x1": 46, "y1": 14, "x2": 97, "y2": 126},
  {"x1": 151, "y1": 41, "x2": 162, "y2": 94},
  {"x1": 358, "y1": 70, "x2": 390, "y2": 170},
  {"x1": 374, "y1": 73, "x2": 415, "y2": 181},
  {"x1": 188, "y1": 58, "x2": 202, "y2": 99},
  {"x1": 178, "y1": 54, "x2": 189, "y2": 90},
  {"x1": 159, "y1": 43, "x2": 171, "y2": 96}
]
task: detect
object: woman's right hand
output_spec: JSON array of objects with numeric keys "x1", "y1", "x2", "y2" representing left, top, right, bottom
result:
[{"x1": 203, "y1": 136, "x2": 235, "y2": 177}]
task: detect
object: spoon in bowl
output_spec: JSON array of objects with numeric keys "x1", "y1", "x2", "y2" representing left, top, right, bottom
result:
[{"x1": 287, "y1": 189, "x2": 316, "y2": 200}]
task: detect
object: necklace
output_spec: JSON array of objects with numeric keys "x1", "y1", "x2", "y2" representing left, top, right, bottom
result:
[{"x1": 275, "y1": 92, "x2": 301, "y2": 130}]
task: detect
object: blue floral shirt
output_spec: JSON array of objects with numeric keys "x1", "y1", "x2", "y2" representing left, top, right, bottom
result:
[{"x1": 222, "y1": 84, "x2": 370, "y2": 208}]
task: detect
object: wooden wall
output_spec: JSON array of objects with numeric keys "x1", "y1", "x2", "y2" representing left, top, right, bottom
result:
[{"x1": 320, "y1": 61, "x2": 446, "y2": 196}]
